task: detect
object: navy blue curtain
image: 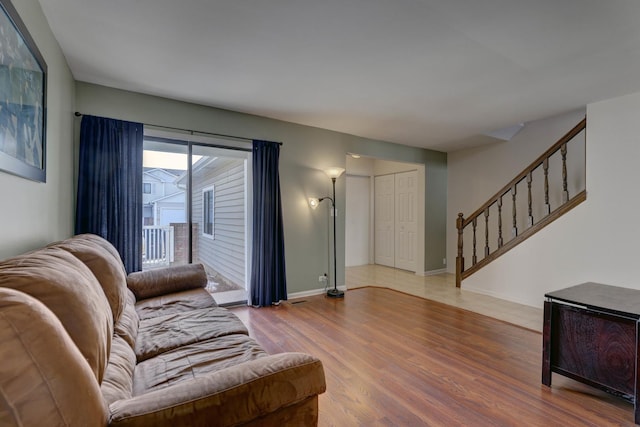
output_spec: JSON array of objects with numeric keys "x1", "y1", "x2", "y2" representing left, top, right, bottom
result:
[
  {"x1": 250, "y1": 140, "x2": 287, "y2": 307},
  {"x1": 75, "y1": 115, "x2": 143, "y2": 274}
]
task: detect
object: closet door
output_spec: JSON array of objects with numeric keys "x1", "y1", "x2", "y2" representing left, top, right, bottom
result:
[
  {"x1": 374, "y1": 174, "x2": 395, "y2": 267},
  {"x1": 394, "y1": 171, "x2": 417, "y2": 272}
]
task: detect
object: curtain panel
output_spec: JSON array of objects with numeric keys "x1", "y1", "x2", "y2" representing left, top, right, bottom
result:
[
  {"x1": 75, "y1": 115, "x2": 143, "y2": 273},
  {"x1": 250, "y1": 140, "x2": 287, "y2": 307}
]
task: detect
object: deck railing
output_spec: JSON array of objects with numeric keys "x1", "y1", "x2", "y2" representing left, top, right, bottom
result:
[{"x1": 142, "y1": 225, "x2": 175, "y2": 268}]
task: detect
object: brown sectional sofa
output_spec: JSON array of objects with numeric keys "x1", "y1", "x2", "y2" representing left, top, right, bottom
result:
[{"x1": 0, "y1": 234, "x2": 326, "y2": 426}]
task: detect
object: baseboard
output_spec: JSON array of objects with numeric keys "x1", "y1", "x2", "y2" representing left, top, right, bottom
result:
[
  {"x1": 461, "y1": 286, "x2": 540, "y2": 309},
  {"x1": 419, "y1": 268, "x2": 447, "y2": 276},
  {"x1": 288, "y1": 285, "x2": 348, "y2": 300}
]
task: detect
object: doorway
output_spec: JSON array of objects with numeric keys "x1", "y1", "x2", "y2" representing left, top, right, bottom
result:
[{"x1": 345, "y1": 155, "x2": 425, "y2": 275}]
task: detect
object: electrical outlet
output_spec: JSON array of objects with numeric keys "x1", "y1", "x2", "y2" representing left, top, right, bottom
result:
[
  {"x1": 318, "y1": 275, "x2": 325, "y2": 283},
  {"x1": 443, "y1": 258, "x2": 446, "y2": 265}
]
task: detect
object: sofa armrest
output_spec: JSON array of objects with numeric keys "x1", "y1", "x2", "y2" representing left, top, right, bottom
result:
[
  {"x1": 108, "y1": 352, "x2": 326, "y2": 427},
  {"x1": 127, "y1": 263, "x2": 207, "y2": 300}
]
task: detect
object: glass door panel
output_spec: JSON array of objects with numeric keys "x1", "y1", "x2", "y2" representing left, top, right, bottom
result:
[
  {"x1": 191, "y1": 144, "x2": 250, "y2": 305},
  {"x1": 141, "y1": 139, "x2": 188, "y2": 270}
]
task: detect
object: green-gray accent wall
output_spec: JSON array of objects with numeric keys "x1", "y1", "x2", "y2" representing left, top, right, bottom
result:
[
  {"x1": 75, "y1": 82, "x2": 447, "y2": 293},
  {"x1": 0, "y1": 0, "x2": 76, "y2": 260}
]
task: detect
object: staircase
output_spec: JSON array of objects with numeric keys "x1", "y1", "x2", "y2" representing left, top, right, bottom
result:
[{"x1": 455, "y1": 118, "x2": 586, "y2": 287}]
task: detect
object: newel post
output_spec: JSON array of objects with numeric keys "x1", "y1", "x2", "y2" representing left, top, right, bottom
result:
[{"x1": 456, "y1": 213, "x2": 464, "y2": 288}]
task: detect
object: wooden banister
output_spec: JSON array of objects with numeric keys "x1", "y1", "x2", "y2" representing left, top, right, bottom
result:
[
  {"x1": 460, "y1": 118, "x2": 585, "y2": 229},
  {"x1": 455, "y1": 118, "x2": 586, "y2": 287}
]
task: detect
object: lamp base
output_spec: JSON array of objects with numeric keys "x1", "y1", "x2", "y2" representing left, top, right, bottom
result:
[{"x1": 327, "y1": 288, "x2": 345, "y2": 298}]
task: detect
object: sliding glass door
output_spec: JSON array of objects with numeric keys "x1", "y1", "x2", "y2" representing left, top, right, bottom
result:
[{"x1": 142, "y1": 131, "x2": 251, "y2": 305}]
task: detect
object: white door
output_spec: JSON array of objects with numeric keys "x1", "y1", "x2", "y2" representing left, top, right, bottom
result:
[
  {"x1": 395, "y1": 171, "x2": 417, "y2": 272},
  {"x1": 374, "y1": 174, "x2": 395, "y2": 267},
  {"x1": 346, "y1": 176, "x2": 371, "y2": 266}
]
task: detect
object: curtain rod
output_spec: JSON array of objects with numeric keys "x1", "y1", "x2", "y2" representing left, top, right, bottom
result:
[{"x1": 74, "y1": 112, "x2": 283, "y2": 145}]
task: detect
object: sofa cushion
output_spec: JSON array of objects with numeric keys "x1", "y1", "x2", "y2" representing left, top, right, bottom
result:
[
  {"x1": 0, "y1": 288, "x2": 107, "y2": 426},
  {"x1": 115, "y1": 290, "x2": 140, "y2": 349},
  {"x1": 73, "y1": 233, "x2": 125, "y2": 268},
  {"x1": 135, "y1": 307, "x2": 249, "y2": 361},
  {"x1": 102, "y1": 335, "x2": 137, "y2": 406},
  {"x1": 111, "y1": 353, "x2": 325, "y2": 427},
  {"x1": 135, "y1": 288, "x2": 217, "y2": 320},
  {"x1": 51, "y1": 235, "x2": 128, "y2": 324},
  {"x1": 127, "y1": 263, "x2": 208, "y2": 300},
  {"x1": 0, "y1": 247, "x2": 113, "y2": 383},
  {"x1": 133, "y1": 334, "x2": 267, "y2": 395}
]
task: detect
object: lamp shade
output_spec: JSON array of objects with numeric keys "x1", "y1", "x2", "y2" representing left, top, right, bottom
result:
[
  {"x1": 324, "y1": 167, "x2": 345, "y2": 180},
  {"x1": 308, "y1": 198, "x2": 320, "y2": 209}
]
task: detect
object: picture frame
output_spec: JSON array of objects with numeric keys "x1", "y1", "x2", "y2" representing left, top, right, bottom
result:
[{"x1": 0, "y1": 0, "x2": 47, "y2": 182}]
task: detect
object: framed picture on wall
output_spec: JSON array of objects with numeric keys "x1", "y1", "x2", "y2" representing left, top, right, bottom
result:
[{"x1": 0, "y1": 0, "x2": 47, "y2": 182}]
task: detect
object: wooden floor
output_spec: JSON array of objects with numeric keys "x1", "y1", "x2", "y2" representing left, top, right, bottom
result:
[
  {"x1": 231, "y1": 287, "x2": 635, "y2": 426},
  {"x1": 346, "y1": 264, "x2": 543, "y2": 331}
]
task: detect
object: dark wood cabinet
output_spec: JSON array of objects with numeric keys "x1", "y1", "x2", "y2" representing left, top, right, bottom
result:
[{"x1": 542, "y1": 282, "x2": 640, "y2": 424}]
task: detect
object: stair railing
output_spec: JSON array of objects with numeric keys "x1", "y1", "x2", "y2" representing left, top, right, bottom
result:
[{"x1": 456, "y1": 118, "x2": 586, "y2": 287}]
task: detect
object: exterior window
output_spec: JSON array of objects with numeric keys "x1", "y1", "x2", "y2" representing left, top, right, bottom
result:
[
  {"x1": 143, "y1": 182, "x2": 152, "y2": 194},
  {"x1": 203, "y1": 186, "x2": 214, "y2": 238}
]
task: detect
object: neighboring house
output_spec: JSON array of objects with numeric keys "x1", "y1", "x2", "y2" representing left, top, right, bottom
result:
[
  {"x1": 149, "y1": 192, "x2": 186, "y2": 226},
  {"x1": 177, "y1": 156, "x2": 247, "y2": 289},
  {"x1": 143, "y1": 168, "x2": 185, "y2": 226}
]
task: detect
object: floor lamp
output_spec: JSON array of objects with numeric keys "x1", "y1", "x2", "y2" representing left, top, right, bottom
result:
[{"x1": 309, "y1": 167, "x2": 345, "y2": 298}]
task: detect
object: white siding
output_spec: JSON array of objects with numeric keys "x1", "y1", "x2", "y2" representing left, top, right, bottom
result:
[{"x1": 193, "y1": 158, "x2": 246, "y2": 287}]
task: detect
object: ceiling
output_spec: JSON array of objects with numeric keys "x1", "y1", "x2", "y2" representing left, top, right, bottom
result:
[{"x1": 38, "y1": 0, "x2": 640, "y2": 152}]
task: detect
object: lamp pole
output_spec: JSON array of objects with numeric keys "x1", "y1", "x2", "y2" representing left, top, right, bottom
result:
[
  {"x1": 310, "y1": 167, "x2": 345, "y2": 298},
  {"x1": 326, "y1": 176, "x2": 344, "y2": 298}
]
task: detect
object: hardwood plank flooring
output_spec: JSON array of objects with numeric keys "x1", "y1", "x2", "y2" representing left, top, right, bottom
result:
[
  {"x1": 230, "y1": 287, "x2": 634, "y2": 426},
  {"x1": 346, "y1": 264, "x2": 542, "y2": 332}
]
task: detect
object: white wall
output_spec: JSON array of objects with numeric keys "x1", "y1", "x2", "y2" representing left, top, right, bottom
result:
[
  {"x1": 0, "y1": 0, "x2": 75, "y2": 259},
  {"x1": 449, "y1": 93, "x2": 640, "y2": 308},
  {"x1": 374, "y1": 159, "x2": 419, "y2": 175},
  {"x1": 345, "y1": 175, "x2": 371, "y2": 266},
  {"x1": 346, "y1": 156, "x2": 374, "y2": 176},
  {"x1": 345, "y1": 157, "x2": 374, "y2": 267}
]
